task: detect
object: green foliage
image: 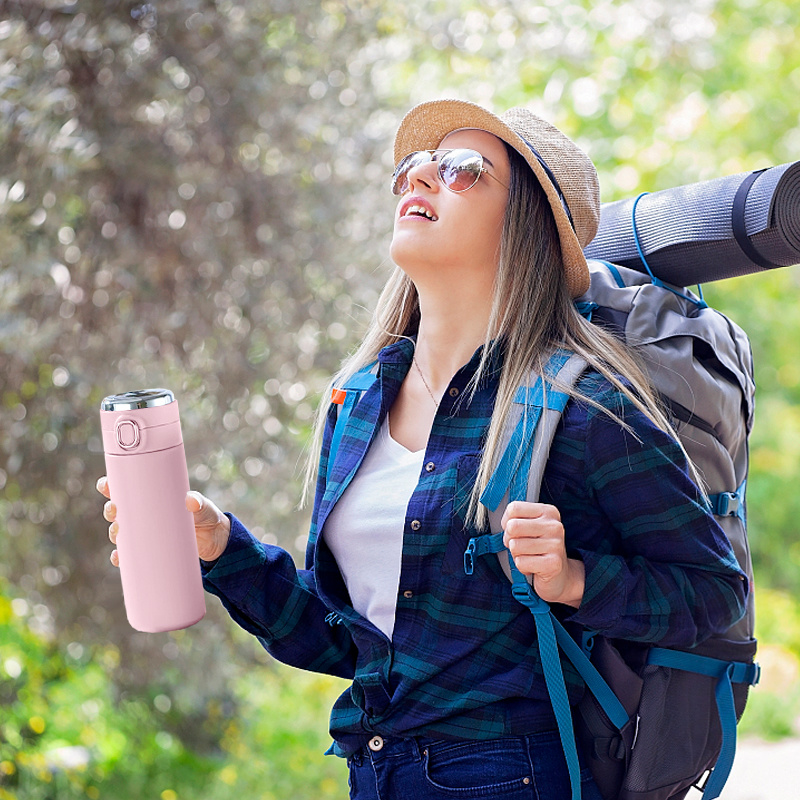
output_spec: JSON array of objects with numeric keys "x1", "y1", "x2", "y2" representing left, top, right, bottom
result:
[
  {"x1": 0, "y1": 577, "x2": 347, "y2": 799},
  {"x1": 737, "y1": 586, "x2": 800, "y2": 740},
  {"x1": 2, "y1": 0, "x2": 800, "y2": 795},
  {"x1": 705, "y1": 269, "x2": 800, "y2": 594}
]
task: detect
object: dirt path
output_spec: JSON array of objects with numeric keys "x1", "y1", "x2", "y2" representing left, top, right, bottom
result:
[{"x1": 718, "y1": 737, "x2": 799, "y2": 798}]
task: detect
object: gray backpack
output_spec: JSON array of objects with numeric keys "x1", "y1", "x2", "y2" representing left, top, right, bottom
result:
[
  {"x1": 470, "y1": 259, "x2": 760, "y2": 800},
  {"x1": 329, "y1": 258, "x2": 761, "y2": 800}
]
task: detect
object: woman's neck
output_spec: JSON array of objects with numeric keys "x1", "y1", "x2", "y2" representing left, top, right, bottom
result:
[{"x1": 413, "y1": 288, "x2": 493, "y2": 394}]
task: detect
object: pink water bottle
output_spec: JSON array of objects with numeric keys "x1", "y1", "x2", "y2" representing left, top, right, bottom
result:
[{"x1": 100, "y1": 389, "x2": 206, "y2": 632}]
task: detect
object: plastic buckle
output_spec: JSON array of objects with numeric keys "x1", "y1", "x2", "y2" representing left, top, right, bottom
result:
[
  {"x1": 464, "y1": 539, "x2": 477, "y2": 576},
  {"x1": 511, "y1": 581, "x2": 549, "y2": 614},
  {"x1": 713, "y1": 492, "x2": 740, "y2": 517},
  {"x1": 511, "y1": 582, "x2": 533, "y2": 603}
]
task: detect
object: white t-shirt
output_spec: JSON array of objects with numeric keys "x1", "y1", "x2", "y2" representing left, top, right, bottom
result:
[{"x1": 324, "y1": 418, "x2": 424, "y2": 639}]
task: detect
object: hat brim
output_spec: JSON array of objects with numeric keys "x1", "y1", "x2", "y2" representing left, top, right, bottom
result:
[{"x1": 393, "y1": 99, "x2": 590, "y2": 298}]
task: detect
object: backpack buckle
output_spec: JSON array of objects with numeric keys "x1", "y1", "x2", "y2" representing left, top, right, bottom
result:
[
  {"x1": 712, "y1": 492, "x2": 740, "y2": 517},
  {"x1": 464, "y1": 540, "x2": 477, "y2": 575}
]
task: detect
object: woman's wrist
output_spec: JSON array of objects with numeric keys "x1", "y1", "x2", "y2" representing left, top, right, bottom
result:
[{"x1": 560, "y1": 558, "x2": 585, "y2": 609}]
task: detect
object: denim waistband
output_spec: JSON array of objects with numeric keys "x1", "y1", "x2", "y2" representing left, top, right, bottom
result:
[{"x1": 347, "y1": 729, "x2": 561, "y2": 768}]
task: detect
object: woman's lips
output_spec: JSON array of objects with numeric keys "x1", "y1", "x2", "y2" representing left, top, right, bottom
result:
[{"x1": 399, "y1": 196, "x2": 438, "y2": 221}]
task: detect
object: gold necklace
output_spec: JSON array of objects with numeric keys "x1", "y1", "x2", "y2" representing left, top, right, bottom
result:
[{"x1": 412, "y1": 357, "x2": 439, "y2": 408}]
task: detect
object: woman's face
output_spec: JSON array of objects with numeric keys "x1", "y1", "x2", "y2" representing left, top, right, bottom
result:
[{"x1": 389, "y1": 129, "x2": 511, "y2": 291}]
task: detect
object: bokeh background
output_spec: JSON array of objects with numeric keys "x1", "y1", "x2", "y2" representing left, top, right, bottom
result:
[{"x1": 1, "y1": 0, "x2": 799, "y2": 798}]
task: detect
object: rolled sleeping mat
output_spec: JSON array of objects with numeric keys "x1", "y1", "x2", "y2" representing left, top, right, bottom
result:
[{"x1": 584, "y1": 161, "x2": 800, "y2": 286}]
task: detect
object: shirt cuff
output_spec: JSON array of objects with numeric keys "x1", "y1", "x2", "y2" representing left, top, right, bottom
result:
[
  {"x1": 200, "y1": 513, "x2": 267, "y2": 605},
  {"x1": 565, "y1": 550, "x2": 628, "y2": 631}
]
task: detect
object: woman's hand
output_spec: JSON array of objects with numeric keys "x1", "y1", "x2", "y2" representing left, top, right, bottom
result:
[
  {"x1": 96, "y1": 477, "x2": 231, "y2": 565},
  {"x1": 501, "y1": 500, "x2": 585, "y2": 608}
]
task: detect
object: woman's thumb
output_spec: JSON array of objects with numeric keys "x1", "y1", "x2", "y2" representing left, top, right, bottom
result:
[{"x1": 186, "y1": 490, "x2": 205, "y2": 514}]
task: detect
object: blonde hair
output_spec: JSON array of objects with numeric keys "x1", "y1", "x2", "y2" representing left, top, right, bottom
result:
[{"x1": 304, "y1": 144, "x2": 689, "y2": 522}]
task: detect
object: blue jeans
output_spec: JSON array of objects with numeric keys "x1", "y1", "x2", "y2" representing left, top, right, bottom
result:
[{"x1": 347, "y1": 731, "x2": 603, "y2": 800}]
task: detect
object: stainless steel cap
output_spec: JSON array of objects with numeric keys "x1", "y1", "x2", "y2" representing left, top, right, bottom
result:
[{"x1": 100, "y1": 388, "x2": 175, "y2": 411}]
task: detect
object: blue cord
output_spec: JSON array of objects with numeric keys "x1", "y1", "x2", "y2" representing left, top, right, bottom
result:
[{"x1": 631, "y1": 192, "x2": 707, "y2": 309}]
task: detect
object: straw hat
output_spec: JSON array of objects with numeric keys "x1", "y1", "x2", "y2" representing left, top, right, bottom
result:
[{"x1": 393, "y1": 99, "x2": 600, "y2": 298}]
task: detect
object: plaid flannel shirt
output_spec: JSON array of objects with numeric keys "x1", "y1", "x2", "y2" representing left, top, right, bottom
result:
[{"x1": 201, "y1": 338, "x2": 748, "y2": 755}]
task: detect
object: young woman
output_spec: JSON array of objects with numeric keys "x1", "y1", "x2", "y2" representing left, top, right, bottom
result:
[{"x1": 98, "y1": 99, "x2": 748, "y2": 800}]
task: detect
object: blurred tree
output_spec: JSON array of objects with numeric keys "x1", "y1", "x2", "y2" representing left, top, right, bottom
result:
[
  {"x1": 0, "y1": 0, "x2": 400, "y2": 748},
  {"x1": 1, "y1": 0, "x2": 799, "y2": 788}
]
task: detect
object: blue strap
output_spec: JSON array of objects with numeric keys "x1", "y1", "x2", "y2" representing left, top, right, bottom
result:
[
  {"x1": 647, "y1": 648, "x2": 760, "y2": 687},
  {"x1": 481, "y1": 390, "x2": 544, "y2": 511},
  {"x1": 327, "y1": 366, "x2": 378, "y2": 480},
  {"x1": 465, "y1": 533, "x2": 631, "y2": 732},
  {"x1": 703, "y1": 664, "x2": 738, "y2": 800},
  {"x1": 598, "y1": 259, "x2": 626, "y2": 288},
  {"x1": 508, "y1": 558, "x2": 582, "y2": 800},
  {"x1": 647, "y1": 648, "x2": 760, "y2": 800},
  {"x1": 480, "y1": 351, "x2": 573, "y2": 512},
  {"x1": 574, "y1": 301, "x2": 598, "y2": 320},
  {"x1": 328, "y1": 389, "x2": 359, "y2": 480},
  {"x1": 552, "y1": 623, "x2": 630, "y2": 731},
  {"x1": 343, "y1": 370, "x2": 380, "y2": 392}
]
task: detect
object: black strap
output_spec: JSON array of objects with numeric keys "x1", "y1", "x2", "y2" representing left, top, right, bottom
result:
[{"x1": 731, "y1": 169, "x2": 777, "y2": 270}]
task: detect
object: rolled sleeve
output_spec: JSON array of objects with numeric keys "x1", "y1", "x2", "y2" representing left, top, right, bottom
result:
[{"x1": 201, "y1": 513, "x2": 357, "y2": 678}]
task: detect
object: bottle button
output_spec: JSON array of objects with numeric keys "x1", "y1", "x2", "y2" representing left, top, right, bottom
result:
[{"x1": 115, "y1": 419, "x2": 141, "y2": 449}]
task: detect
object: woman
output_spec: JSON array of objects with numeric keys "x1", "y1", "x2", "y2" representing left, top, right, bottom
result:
[{"x1": 98, "y1": 99, "x2": 748, "y2": 799}]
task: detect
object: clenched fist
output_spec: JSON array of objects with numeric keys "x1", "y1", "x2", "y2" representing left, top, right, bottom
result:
[{"x1": 501, "y1": 500, "x2": 585, "y2": 608}]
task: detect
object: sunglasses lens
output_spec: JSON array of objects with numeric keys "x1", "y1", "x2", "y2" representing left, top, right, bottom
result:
[
  {"x1": 392, "y1": 151, "x2": 434, "y2": 195},
  {"x1": 439, "y1": 150, "x2": 483, "y2": 192},
  {"x1": 391, "y1": 150, "x2": 486, "y2": 195}
]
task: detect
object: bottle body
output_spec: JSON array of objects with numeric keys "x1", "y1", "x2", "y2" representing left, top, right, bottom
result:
[{"x1": 100, "y1": 390, "x2": 206, "y2": 632}]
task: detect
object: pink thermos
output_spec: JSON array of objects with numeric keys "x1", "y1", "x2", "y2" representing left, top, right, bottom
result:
[{"x1": 100, "y1": 389, "x2": 206, "y2": 632}]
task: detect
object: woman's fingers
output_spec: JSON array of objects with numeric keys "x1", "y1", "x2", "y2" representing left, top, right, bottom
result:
[
  {"x1": 103, "y1": 500, "x2": 116, "y2": 523},
  {"x1": 98, "y1": 476, "x2": 120, "y2": 567}
]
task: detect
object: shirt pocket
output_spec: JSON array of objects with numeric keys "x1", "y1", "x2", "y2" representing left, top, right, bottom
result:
[{"x1": 440, "y1": 452, "x2": 484, "y2": 576}]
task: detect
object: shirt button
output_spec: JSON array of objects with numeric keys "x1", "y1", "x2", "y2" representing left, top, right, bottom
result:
[
  {"x1": 425, "y1": 462, "x2": 435, "y2": 472},
  {"x1": 368, "y1": 735, "x2": 384, "y2": 751},
  {"x1": 449, "y1": 387, "x2": 459, "y2": 397},
  {"x1": 402, "y1": 590, "x2": 413, "y2": 599},
  {"x1": 410, "y1": 520, "x2": 421, "y2": 531}
]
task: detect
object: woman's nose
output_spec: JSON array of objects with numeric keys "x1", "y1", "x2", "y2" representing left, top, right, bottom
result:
[{"x1": 405, "y1": 159, "x2": 439, "y2": 193}]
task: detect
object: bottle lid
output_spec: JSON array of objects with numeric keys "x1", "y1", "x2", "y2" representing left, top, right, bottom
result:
[{"x1": 100, "y1": 388, "x2": 175, "y2": 411}]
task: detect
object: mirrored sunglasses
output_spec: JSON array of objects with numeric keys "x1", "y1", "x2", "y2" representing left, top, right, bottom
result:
[{"x1": 391, "y1": 148, "x2": 508, "y2": 196}]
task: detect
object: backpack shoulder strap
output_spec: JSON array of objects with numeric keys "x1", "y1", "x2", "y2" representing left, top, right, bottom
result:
[
  {"x1": 326, "y1": 362, "x2": 378, "y2": 480},
  {"x1": 482, "y1": 350, "x2": 588, "y2": 577}
]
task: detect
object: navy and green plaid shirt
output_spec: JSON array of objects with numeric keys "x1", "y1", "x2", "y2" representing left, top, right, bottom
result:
[{"x1": 201, "y1": 338, "x2": 747, "y2": 755}]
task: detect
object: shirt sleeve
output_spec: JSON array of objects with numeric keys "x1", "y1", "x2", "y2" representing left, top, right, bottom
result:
[
  {"x1": 200, "y1": 405, "x2": 358, "y2": 679},
  {"x1": 564, "y1": 385, "x2": 749, "y2": 647}
]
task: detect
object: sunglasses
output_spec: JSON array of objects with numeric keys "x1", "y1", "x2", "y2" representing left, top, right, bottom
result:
[{"x1": 391, "y1": 148, "x2": 508, "y2": 196}]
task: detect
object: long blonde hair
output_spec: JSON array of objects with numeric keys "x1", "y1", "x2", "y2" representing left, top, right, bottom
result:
[{"x1": 304, "y1": 144, "x2": 686, "y2": 522}]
